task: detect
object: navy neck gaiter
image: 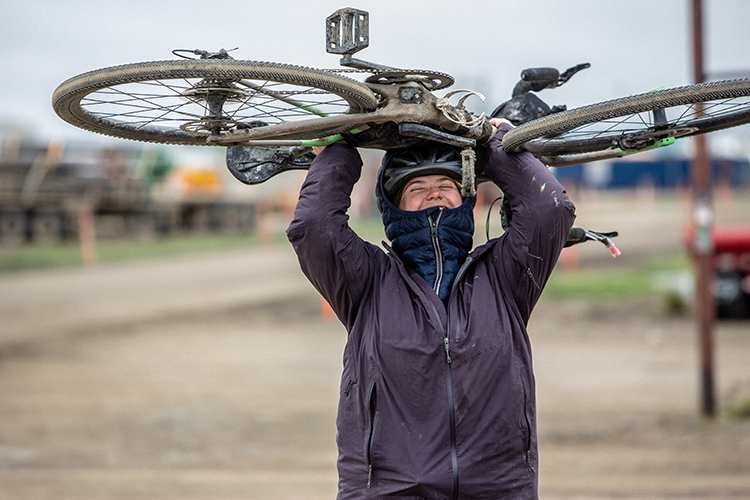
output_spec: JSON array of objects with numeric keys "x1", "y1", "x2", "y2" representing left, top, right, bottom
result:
[{"x1": 382, "y1": 200, "x2": 474, "y2": 305}]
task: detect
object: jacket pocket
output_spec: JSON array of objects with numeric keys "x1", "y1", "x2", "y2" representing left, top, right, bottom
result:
[
  {"x1": 343, "y1": 378, "x2": 355, "y2": 397},
  {"x1": 366, "y1": 381, "x2": 377, "y2": 488}
]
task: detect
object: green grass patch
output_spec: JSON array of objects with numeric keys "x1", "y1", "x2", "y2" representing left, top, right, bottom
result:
[
  {"x1": 544, "y1": 268, "x2": 654, "y2": 300},
  {"x1": 724, "y1": 397, "x2": 750, "y2": 420},
  {"x1": 0, "y1": 231, "x2": 270, "y2": 274},
  {"x1": 0, "y1": 242, "x2": 87, "y2": 273},
  {"x1": 544, "y1": 253, "x2": 692, "y2": 301},
  {"x1": 642, "y1": 252, "x2": 692, "y2": 272},
  {"x1": 350, "y1": 218, "x2": 387, "y2": 243},
  {"x1": 349, "y1": 219, "x2": 694, "y2": 303},
  {"x1": 0, "y1": 217, "x2": 695, "y2": 307}
]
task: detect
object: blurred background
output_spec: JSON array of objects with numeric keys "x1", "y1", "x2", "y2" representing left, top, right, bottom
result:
[{"x1": 1, "y1": 1, "x2": 750, "y2": 499}]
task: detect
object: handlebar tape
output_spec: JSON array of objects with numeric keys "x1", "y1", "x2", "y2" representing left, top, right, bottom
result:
[
  {"x1": 521, "y1": 68, "x2": 560, "y2": 88},
  {"x1": 511, "y1": 67, "x2": 561, "y2": 97}
]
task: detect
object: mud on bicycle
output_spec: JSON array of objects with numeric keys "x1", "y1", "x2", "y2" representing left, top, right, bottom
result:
[{"x1": 52, "y1": 7, "x2": 750, "y2": 251}]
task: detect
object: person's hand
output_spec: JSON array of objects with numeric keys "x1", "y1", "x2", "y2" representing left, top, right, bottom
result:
[
  {"x1": 489, "y1": 118, "x2": 514, "y2": 128},
  {"x1": 312, "y1": 138, "x2": 327, "y2": 155}
]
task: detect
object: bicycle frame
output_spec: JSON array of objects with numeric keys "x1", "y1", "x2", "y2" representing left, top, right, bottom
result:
[
  {"x1": 50, "y1": 7, "x2": 630, "y2": 254},
  {"x1": 223, "y1": 82, "x2": 494, "y2": 192},
  {"x1": 208, "y1": 80, "x2": 494, "y2": 149},
  {"x1": 53, "y1": 7, "x2": 750, "y2": 187}
]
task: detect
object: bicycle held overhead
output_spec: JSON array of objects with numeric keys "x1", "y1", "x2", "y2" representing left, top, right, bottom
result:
[
  {"x1": 51, "y1": 6, "x2": 750, "y2": 255},
  {"x1": 52, "y1": 7, "x2": 750, "y2": 181}
]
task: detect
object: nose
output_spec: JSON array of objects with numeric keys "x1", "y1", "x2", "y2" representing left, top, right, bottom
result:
[{"x1": 426, "y1": 185, "x2": 443, "y2": 199}]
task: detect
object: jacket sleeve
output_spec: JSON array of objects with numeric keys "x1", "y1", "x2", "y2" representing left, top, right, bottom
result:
[
  {"x1": 286, "y1": 142, "x2": 378, "y2": 330},
  {"x1": 483, "y1": 123, "x2": 576, "y2": 320}
]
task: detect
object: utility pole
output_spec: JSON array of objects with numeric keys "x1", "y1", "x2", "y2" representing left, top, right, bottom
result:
[{"x1": 690, "y1": 0, "x2": 716, "y2": 418}]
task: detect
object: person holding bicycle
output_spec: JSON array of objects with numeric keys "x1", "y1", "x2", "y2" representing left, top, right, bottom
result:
[{"x1": 287, "y1": 118, "x2": 575, "y2": 500}]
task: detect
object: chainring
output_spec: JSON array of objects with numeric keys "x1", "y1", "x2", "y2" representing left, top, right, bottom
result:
[{"x1": 364, "y1": 70, "x2": 454, "y2": 90}]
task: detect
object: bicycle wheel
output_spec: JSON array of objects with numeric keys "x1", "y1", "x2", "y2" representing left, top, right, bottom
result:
[
  {"x1": 502, "y1": 79, "x2": 750, "y2": 157},
  {"x1": 53, "y1": 59, "x2": 379, "y2": 145}
]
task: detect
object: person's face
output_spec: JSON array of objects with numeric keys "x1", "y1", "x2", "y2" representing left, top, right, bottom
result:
[{"x1": 398, "y1": 174, "x2": 463, "y2": 211}]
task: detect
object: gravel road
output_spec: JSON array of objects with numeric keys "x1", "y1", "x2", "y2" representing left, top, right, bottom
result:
[{"x1": 1, "y1": 193, "x2": 749, "y2": 499}]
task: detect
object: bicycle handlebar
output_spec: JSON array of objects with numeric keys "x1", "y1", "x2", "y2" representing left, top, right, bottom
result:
[
  {"x1": 564, "y1": 227, "x2": 621, "y2": 257},
  {"x1": 511, "y1": 63, "x2": 590, "y2": 97}
]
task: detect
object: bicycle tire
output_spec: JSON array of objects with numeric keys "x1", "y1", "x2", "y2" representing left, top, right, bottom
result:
[
  {"x1": 502, "y1": 79, "x2": 750, "y2": 156},
  {"x1": 53, "y1": 59, "x2": 379, "y2": 146}
]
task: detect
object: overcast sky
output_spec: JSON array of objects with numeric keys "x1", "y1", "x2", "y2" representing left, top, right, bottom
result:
[{"x1": 2, "y1": 0, "x2": 749, "y2": 148}]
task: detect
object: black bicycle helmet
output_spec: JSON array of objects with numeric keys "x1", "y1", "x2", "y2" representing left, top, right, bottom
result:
[{"x1": 381, "y1": 143, "x2": 463, "y2": 204}]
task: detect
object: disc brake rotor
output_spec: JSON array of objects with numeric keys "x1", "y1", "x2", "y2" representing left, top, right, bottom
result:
[{"x1": 617, "y1": 126, "x2": 700, "y2": 150}]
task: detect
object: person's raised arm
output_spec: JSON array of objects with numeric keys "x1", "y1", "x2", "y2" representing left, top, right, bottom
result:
[
  {"x1": 482, "y1": 119, "x2": 576, "y2": 318},
  {"x1": 286, "y1": 142, "x2": 377, "y2": 329}
]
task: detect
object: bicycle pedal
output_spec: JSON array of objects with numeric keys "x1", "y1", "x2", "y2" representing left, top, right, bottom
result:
[{"x1": 326, "y1": 8, "x2": 369, "y2": 56}]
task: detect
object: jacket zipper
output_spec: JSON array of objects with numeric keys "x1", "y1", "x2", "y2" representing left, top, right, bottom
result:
[
  {"x1": 521, "y1": 378, "x2": 536, "y2": 473},
  {"x1": 445, "y1": 344, "x2": 459, "y2": 500},
  {"x1": 428, "y1": 210, "x2": 444, "y2": 296},
  {"x1": 430, "y1": 297, "x2": 459, "y2": 500},
  {"x1": 366, "y1": 382, "x2": 377, "y2": 488}
]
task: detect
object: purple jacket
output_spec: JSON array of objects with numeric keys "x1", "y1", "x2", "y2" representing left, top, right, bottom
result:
[{"x1": 287, "y1": 125, "x2": 576, "y2": 500}]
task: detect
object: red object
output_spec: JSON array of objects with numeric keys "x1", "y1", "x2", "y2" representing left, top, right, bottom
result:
[
  {"x1": 712, "y1": 225, "x2": 750, "y2": 254},
  {"x1": 686, "y1": 225, "x2": 750, "y2": 272}
]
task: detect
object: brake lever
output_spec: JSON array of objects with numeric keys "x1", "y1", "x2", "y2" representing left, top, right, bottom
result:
[{"x1": 558, "y1": 63, "x2": 591, "y2": 85}]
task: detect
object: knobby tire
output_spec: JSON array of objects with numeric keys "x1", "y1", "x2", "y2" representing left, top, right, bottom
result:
[
  {"x1": 53, "y1": 59, "x2": 379, "y2": 146},
  {"x1": 502, "y1": 79, "x2": 750, "y2": 156}
]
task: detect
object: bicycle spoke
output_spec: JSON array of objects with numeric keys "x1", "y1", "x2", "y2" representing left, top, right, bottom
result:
[
  {"x1": 78, "y1": 76, "x2": 356, "y2": 136},
  {"x1": 83, "y1": 93, "x2": 201, "y2": 122},
  {"x1": 84, "y1": 81, "x2": 207, "y2": 119},
  {"x1": 503, "y1": 79, "x2": 750, "y2": 157},
  {"x1": 53, "y1": 59, "x2": 378, "y2": 145},
  {"x1": 535, "y1": 95, "x2": 750, "y2": 147}
]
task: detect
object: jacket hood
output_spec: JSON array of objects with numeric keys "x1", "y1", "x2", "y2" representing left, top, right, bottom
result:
[
  {"x1": 376, "y1": 146, "x2": 476, "y2": 215},
  {"x1": 376, "y1": 152, "x2": 476, "y2": 304}
]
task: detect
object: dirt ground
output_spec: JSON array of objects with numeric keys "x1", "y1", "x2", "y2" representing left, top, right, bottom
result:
[{"x1": 1, "y1": 192, "x2": 749, "y2": 500}]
